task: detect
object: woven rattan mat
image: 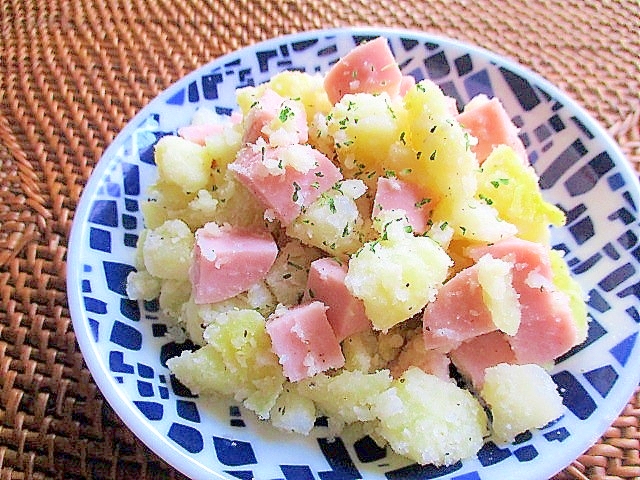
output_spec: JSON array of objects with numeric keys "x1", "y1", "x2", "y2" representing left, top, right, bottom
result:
[{"x1": 1, "y1": 0, "x2": 639, "y2": 478}]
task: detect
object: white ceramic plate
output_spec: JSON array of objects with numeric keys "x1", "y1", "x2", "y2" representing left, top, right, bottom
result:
[{"x1": 68, "y1": 27, "x2": 640, "y2": 480}]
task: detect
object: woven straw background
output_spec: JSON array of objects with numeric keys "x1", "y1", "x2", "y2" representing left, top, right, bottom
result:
[{"x1": 0, "y1": 0, "x2": 639, "y2": 478}]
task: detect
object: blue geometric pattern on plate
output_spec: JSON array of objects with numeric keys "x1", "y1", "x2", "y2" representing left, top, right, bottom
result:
[{"x1": 67, "y1": 28, "x2": 640, "y2": 480}]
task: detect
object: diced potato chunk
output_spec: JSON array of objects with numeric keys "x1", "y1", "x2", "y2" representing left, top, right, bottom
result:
[
  {"x1": 154, "y1": 135, "x2": 214, "y2": 194},
  {"x1": 341, "y1": 329, "x2": 385, "y2": 373},
  {"x1": 265, "y1": 240, "x2": 323, "y2": 305},
  {"x1": 327, "y1": 92, "x2": 405, "y2": 179},
  {"x1": 126, "y1": 270, "x2": 161, "y2": 301},
  {"x1": 179, "y1": 189, "x2": 220, "y2": 229},
  {"x1": 403, "y1": 79, "x2": 455, "y2": 123},
  {"x1": 341, "y1": 326, "x2": 410, "y2": 374},
  {"x1": 142, "y1": 219, "x2": 194, "y2": 280},
  {"x1": 203, "y1": 122, "x2": 243, "y2": 168},
  {"x1": 432, "y1": 196, "x2": 518, "y2": 243},
  {"x1": 267, "y1": 71, "x2": 333, "y2": 122},
  {"x1": 345, "y1": 221, "x2": 451, "y2": 331},
  {"x1": 476, "y1": 145, "x2": 565, "y2": 244},
  {"x1": 167, "y1": 309, "x2": 285, "y2": 419},
  {"x1": 209, "y1": 171, "x2": 269, "y2": 229},
  {"x1": 375, "y1": 367, "x2": 488, "y2": 466},
  {"x1": 141, "y1": 180, "x2": 196, "y2": 229},
  {"x1": 550, "y1": 249, "x2": 589, "y2": 344},
  {"x1": 481, "y1": 363, "x2": 564, "y2": 443},
  {"x1": 477, "y1": 254, "x2": 521, "y2": 335},
  {"x1": 287, "y1": 180, "x2": 367, "y2": 255},
  {"x1": 158, "y1": 279, "x2": 191, "y2": 318},
  {"x1": 270, "y1": 385, "x2": 317, "y2": 435},
  {"x1": 401, "y1": 80, "x2": 478, "y2": 200},
  {"x1": 179, "y1": 282, "x2": 276, "y2": 345},
  {"x1": 298, "y1": 369, "x2": 393, "y2": 432}
]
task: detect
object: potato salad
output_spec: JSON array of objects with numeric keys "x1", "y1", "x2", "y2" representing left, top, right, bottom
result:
[{"x1": 126, "y1": 37, "x2": 587, "y2": 466}]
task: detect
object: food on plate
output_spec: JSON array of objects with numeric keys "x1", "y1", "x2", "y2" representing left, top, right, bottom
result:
[
  {"x1": 481, "y1": 363, "x2": 565, "y2": 443},
  {"x1": 126, "y1": 37, "x2": 587, "y2": 466}
]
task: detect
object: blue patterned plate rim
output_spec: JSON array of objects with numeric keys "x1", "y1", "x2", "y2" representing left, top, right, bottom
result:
[{"x1": 67, "y1": 27, "x2": 640, "y2": 480}]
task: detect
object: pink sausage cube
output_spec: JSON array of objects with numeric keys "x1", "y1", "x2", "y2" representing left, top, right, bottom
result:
[
  {"x1": 229, "y1": 144, "x2": 343, "y2": 225},
  {"x1": 372, "y1": 176, "x2": 433, "y2": 234},
  {"x1": 323, "y1": 37, "x2": 404, "y2": 104},
  {"x1": 266, "y1": 302, "x2": 345, "y2": 382},
  {"x1": 399, "y1": 75, "x2": 416, "y2": 96},
  {"x1": 456, "y1": 95, "x2": 527, "y2": 164},
  {"x1": 469, "y1": 238, "x2": 579, "y2": 364},
  {"x1": 422, "y1": 263, "x2": 497, "y2": 352},
  {"x1": 449, "y1": 331, "x2": 518, "y2": 390},
  {"x1": 390, "y1": 335, "x2": 451, "y2": 381},
  {"x1": 243, "y1": 88, "x2": 308, "y2": 145},
  {"x1": 305, "y1": 257, "x2": 371, "y2": 342},
  {"x1": 178, "y1": 112, "x2": 242, "y2": 145},
  {"x1": 189, "y1": 223, "x2": 278, "y2": 304},
  {"x1": 178, "y1": 123, "x2": 224, "y2": 146}
]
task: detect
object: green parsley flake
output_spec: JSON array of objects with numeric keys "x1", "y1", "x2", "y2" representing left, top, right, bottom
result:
[
  {"x1": 490, "y1": 178, "x2": 510, "y2": 188},
  {"x1": 479, "y1": 193, "x2": 494, "y2": 205},
  {"x1": 415, "y1": 197, "x2": 431, "y2": 208},
  {"x1": 327, "y1": 197, "x2": 337, "y2": 214},
  {"x1": 292, "y1": 182, "x2": 301, "y2": 202},
  {"x1": 279, "y1": 105, "x2": 294, "y2": 123}
]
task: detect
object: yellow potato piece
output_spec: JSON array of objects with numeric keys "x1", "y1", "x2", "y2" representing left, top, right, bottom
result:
[
  {"x1": 482, "y1": 363, "x2": 564, "y2": 443},
  {"x1": 375, "y1": 367, "x2": 488, "y2": 466},
  {"x1": 155, "y1": 135, "x2": 214, "y2": 194},
  {"x1": 167, "y1": 309, "x2": 285, "y2": 419},
  {"x1": 345, "y1": 221, "x2": 451, "y2": 331},
  {"x1": 550, "y1": 249, "x2": 589, "y2": 344},
  {"x1": 477, "y1": 254, "x2": 521, "y2": 336},
  {"x1": 477, "y1": 144, "x2": 566, "y2": 244}
]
